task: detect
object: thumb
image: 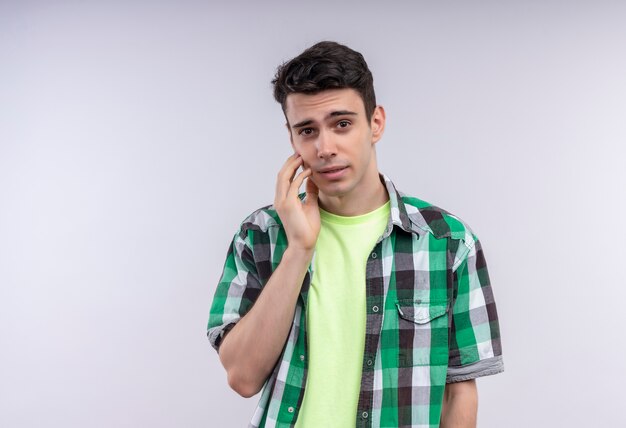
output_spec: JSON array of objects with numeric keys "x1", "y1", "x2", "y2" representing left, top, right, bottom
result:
[{"x1": 304, "y1": 177, "x2": 319, "y2": 206}]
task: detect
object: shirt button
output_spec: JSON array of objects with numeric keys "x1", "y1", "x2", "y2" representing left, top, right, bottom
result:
[
  {"x1": 362, "y1": 411, "x2": 369, "y2": 419},
  {"x1": 288, "y1": 407, "x2": 295, "y2": 413},
  {"x1": 367, "y1": 359, "x2": 373, "y2": 366},
  {"x1": 300, "y1": 354, "x2": 305, "y2": 362},
  {"x1": 372, "y1": 305, "x2": 379, "y2": 313},
  {"x1": 371, "y1": 252, "x2": 377, "y2": 259}
]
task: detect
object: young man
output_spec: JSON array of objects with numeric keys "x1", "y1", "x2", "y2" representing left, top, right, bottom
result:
[{"x1": 207, "y1": 41, "x2": 503, "y2": 428}]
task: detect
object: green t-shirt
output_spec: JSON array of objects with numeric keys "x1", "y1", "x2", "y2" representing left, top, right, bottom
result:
[{"x1": 295, "y1": 200, "x2": 391, "y2": 427}]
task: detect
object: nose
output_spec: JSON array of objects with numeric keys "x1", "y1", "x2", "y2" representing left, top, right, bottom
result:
[{"x1": 316, "y1": 130, "x2": 337, "y2": 160}]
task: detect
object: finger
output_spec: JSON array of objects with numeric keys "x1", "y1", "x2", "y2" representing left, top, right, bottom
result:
[
  {"x1": 287, "y1": 168, "x2": 312, "y2": 200},
  {"x1": 275, "y1": 154, "x2": 303, "y2": 200},
  {"x1": 276, "y1": 153, "x2": 301, "y2": 182}
]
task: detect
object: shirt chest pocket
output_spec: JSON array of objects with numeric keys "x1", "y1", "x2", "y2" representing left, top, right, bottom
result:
[{"x1": 395, "y1": 299, "x2": 450, "y2": 367}]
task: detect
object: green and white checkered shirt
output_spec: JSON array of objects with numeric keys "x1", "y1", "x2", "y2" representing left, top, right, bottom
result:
[{"x1": 208, "y1": 173, "x2": 503, "y2": 427}]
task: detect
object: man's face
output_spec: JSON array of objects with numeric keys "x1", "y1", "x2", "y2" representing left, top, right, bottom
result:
[{"x1": 285, "y1": 88, "x2": 385, "y2": 200}]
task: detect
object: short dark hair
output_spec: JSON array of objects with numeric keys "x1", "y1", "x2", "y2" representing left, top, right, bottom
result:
[{"x1": 272, "y1": 41, "x2": 377, "y2": 122}]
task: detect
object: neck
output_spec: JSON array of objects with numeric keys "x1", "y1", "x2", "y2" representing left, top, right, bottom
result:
[{"x1": 318, "y1": 172, "x2": 389, "y2": 217}]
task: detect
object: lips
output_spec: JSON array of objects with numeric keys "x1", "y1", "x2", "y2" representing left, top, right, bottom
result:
[
  {"x1": 317, "y1": 165, "x2": 349, "y2": 180},
  {"x1": 319, "y1": 166, "x2": 348, "y2": 173}
]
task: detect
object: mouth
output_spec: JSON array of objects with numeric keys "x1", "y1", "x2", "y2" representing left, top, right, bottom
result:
[
  {"x1": 319, "y1": 166, "x2": 348, "y2": 173},
  {"x1": 318, "y1": 165, "x2": 349, "y2": 179}
]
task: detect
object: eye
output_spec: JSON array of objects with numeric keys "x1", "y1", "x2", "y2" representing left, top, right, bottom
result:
[
  {"x1": 337, "y1": 120, "x2": 351, "y2": 129},
  {"x1": 298, "y1": 127, "x2": 315, "y2": 136}
]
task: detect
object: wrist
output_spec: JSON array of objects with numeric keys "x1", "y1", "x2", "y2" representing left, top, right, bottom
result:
[{"x1": 283, "y1": 246, "x2": 315, "y2": 266}]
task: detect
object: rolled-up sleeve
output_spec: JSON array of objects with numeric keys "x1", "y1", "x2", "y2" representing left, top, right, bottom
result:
[
  {"x1": 447, "y1": 235, "x2": 504, "y2": 383},
  {"x1": 207, "y1": 229, "x2": 262, "y2": 353}
]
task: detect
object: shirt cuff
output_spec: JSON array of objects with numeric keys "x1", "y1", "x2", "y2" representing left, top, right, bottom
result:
[
  {"x1": 207, "y1": 321, "x2": 238, "y2": 352},
  {"x1": 446, "y1": 355, "x2": 504, "y2": 383}
]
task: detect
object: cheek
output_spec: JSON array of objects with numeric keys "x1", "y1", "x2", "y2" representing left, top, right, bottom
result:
[{"x1": 295, "y1": 149, "x2": 313, "y2": 169}]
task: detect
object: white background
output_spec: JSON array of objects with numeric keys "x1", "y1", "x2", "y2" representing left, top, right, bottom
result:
[{"x1": 1, "y1": 1, "x2": 625, "y2": 427}]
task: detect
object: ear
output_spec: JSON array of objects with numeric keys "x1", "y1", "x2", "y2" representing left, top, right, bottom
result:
[{"x1": 370, "y1": 105, "x2": 386, "y2": 144}]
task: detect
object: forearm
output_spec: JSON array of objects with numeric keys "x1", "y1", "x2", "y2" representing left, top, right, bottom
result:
[
  {"x1": 218, "y1": 247, "x2": 312, "y2": 397},
  {"x1": 440, "y1": 379, "x2": 478, "y2": 428}
]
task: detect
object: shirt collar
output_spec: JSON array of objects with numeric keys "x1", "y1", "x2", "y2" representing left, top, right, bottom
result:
[
  {"x1": 380, "y1": 173, "x2": 449, "y2": 240},
  {"x1": 379, "y1": 173, "x2": 414, "y2": 236}
]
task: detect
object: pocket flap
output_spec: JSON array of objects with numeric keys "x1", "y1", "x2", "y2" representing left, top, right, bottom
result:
[{"x1": 395, "y1": 300, "x2": 448, "y2": 324}]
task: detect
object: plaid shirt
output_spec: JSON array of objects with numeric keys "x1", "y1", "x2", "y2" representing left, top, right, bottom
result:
[{"x1": 208, "y1": 174, "x2": 503, "y2": 428}]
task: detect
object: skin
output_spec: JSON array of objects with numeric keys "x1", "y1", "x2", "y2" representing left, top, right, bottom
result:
[
  {"x1": 218, "y1": 88, "x2": 478, "y2": 426},
  {"x1": 284, "y1": 88, "x2": 388, "y2": 217},
  {"x1": 441, "y1": 380, "x2": 478, "y2": 427}
]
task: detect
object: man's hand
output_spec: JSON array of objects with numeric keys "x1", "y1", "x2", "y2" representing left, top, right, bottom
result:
[
  {"x1": 218, "y1": 153, "x2": 321, "y2": 397},
  {"x1": 274, "y1": 153, "x2": 320, "y2": 252}
]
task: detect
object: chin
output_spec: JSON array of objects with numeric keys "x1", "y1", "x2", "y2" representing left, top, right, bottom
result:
[{"x1": 317, "y1": 181, "x2": 351, "y2": 198}]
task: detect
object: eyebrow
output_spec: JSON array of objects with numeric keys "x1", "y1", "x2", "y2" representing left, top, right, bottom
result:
[{"x1": 291, "y1": 110, "x2": 358, "y2": 129}]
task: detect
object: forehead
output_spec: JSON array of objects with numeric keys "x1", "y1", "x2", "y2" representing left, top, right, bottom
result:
[{"x1": 284, "y1": 88, "x2": 365, "y2": 123}]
